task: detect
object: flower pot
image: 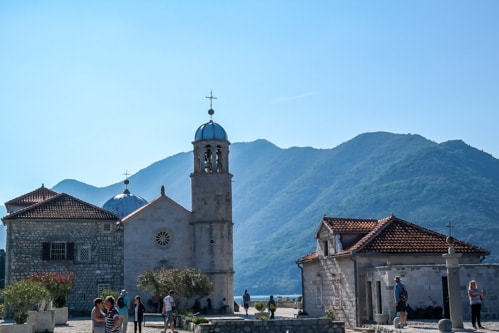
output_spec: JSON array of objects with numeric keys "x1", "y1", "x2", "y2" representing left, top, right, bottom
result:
[
  {"x1": 54, "y1": 307, "x2": 68, "y2": 325},
  {"x1": 28, "y1": 310, "x2": 55, "y2": 333},
  {"x1": 0, "y1": 323, "x2": 35, "y2": 333}
]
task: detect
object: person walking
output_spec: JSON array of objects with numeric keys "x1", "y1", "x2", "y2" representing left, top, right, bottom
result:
[
  {"x1": 242, "y1": 290, "x2": 250, "y2": 316},
  {"x1": 117, "y1": 289, "x2": 130, "y2": 333},
  {"x1": 468, "y1": 280, "x2": 484, "y2": 329},
  {"x1": 162, "y1": 290, "x2": 176, "y2": 333},
  {"x1": 394, "y1": 276, "x2": 408, "y2": 326},
  {"x1": 104, "y1": 296, "x2": 121, "y2": 333},
  {"x1": 267, "y1": 295, "x2": 277, "y2": 320},
  {"x1": 133, "y1": 295, "x2": 145, "y2": 333},
  {"x1": 91, "y1": 298, "x2": 106, "y2": 333}
]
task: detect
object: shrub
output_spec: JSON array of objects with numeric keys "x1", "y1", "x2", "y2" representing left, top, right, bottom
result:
[
  {"x1": 26, "y1": 272, "x2": 75, "y2": 308},
  {"x1": 297, "y1": 295, "x2": 303, "y2": 302},
  {"x1": 254, "y1": 301, "x2": 266, "y2": 312},
  {"x1": 325, "y1": 307, "x2": 336, "y2": 320},
  {"x1": 192, "y1": 317, "x2": 209, "y2": 325},
  {"x1": 2, "y1": 280, "x2": 50, "y2": 324}
]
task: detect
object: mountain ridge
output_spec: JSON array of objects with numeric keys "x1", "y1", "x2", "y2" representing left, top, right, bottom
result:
[{"x1": 14, "y1": 132, "x2": 499, "y2": 294}]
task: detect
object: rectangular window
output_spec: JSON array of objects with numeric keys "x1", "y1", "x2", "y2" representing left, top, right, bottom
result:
[
  {"x1": 42, "y1": 242, "x2": 75, "y2": 261},
  {"x1": 324, "y1": 240, "x2": 329, "y2": 256},
  {"x1": 103, "y1": 224, "x2": 111, "y2": 232},
  {"x1": 78, "y1": 245, "x2": 91, "y2": 262},
  {"x1": 98, "y1": 283, "x2": 111, "y2": 295},
  {"x1": 51, "y1": 242, "x2": 66, "y2": 260},
  {"x1": 100, "y1": 247, "x2": 112, "y2": 262}
]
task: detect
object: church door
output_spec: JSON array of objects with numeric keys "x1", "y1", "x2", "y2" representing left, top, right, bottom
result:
[{"x1": 441, "y1": 276, "x2": 450, "y2": 319}]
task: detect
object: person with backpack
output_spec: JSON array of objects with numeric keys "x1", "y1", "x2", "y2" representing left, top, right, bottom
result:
[
  {"x1": 394, "y1": 276, "x2": 408, "y2": 326},
  {"x1": 267, "y1": 295, "x2": 277, "y2": 319},
  {"x1": 117, "y1": 289, "x2": 130, "y2": 333}
]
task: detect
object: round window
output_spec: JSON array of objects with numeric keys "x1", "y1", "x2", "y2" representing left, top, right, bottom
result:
[{"x1": 155, "y1": 230, "x2": 172, "y2": 248}]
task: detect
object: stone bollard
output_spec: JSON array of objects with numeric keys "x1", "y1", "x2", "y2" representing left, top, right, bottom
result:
[
  {"x1": 393, "y1": 317, "x2": 403, "y2": 329},
  {"x1": 438, "y1": 319, "x2": 453, "y2": 333}
]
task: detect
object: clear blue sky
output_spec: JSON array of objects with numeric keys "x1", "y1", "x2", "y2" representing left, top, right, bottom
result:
[{"x1": 1, "y1": 1, "x2": 498, "y2": 205}]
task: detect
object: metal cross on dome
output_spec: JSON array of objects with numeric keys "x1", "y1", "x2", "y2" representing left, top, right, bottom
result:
[
  {"x1": 123, "y1": 170, "x2": 130, "y2": 188},
  {"x1": 205, "y1": 90, "x2": 217, "y2": 119}
]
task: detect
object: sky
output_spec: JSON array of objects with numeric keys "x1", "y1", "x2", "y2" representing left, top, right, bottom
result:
[{"x1": 0, "y1": 1, "x2": 498, "y2": 205}]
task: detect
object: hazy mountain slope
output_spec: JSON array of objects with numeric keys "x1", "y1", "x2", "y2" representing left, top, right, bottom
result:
[{"x1": 47, "y1": 133, "x2": 499, "y2": 295}]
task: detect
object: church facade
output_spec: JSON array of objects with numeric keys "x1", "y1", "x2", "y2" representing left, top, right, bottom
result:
[{"x1": 2, "y1": 105, "x2": 234, "y2": 314}]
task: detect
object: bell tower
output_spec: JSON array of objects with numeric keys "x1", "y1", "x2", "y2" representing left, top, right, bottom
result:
[{"x1": 191, "y1": 91, "x2": 234, "y2": 311}]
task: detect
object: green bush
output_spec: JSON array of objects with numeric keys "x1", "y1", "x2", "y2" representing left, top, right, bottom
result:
[
  {"x1": 2, "y1": 280, "x2": 50, "y2": 324},
  {"x1": 297, "y1": 295, "x2": 303, "y2": 302},
  {"x1": 254, "y1": 301, "x2": 266, "y2": 312},
  {"x1": 192, "y1": 317, "x2": 209, "y2": 325},
  {"x1": 325, "y1": 307, "x2": 335, "y2": 320}
]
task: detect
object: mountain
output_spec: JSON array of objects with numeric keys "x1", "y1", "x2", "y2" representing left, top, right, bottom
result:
[{"x1": 45, "y1": 132, "x2": 499, "y2": 295}]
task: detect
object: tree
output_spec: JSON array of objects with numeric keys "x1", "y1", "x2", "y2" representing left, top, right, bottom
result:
[
  {"x1": 137, "y1": 267, "x2": 213, "y2": 312},
  {"x1": 2, "y1": 280, "x2": 50, "y2": 324}
]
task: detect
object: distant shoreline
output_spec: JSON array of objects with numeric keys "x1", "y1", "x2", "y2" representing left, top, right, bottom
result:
[{"x1": 234, "y1": 294, "x2": 301, "y2": 303}]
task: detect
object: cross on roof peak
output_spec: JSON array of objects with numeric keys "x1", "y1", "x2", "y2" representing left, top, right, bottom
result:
[{"x1": 446, "y1": 222, "x2": 455, "y2": 236}]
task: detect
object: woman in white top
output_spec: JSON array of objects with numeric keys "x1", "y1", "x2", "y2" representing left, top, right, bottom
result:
[{"x1": 91, "y1": 297, "x2": 106, "y2": 333}]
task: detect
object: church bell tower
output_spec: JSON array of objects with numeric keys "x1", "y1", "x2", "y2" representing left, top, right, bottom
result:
[{"x1": 191, "y1": 92, "x2": 234, "y2": 311}]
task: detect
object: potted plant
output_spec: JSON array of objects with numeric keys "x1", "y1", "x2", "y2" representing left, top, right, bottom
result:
[
  {"x1": 253, "y1": 301, "x2": 268, "y2": 320},
  {"x1": 27, "y1": 272, "x2": 75, "y2": 325},
  {"x1": 1, "y1": 279, "x2": 49, "y2": 333}
]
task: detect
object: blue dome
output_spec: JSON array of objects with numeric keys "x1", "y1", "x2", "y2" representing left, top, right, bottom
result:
[
  {"x1": 103, "y1": 188, "x2": 148, "y2": 219},
  {"x1": 195, "y1": 120, "x2": 228, "y2": 141}
]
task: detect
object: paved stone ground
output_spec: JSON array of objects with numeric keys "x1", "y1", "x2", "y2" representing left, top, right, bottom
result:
[{"x1": 4, "y1": 308, "x2": 499, "y2": 333}]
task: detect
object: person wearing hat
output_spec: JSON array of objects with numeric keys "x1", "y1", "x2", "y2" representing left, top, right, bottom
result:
[
  {"x1": 394, "y1": 276, "x2": 408, "y2": 326},
  {"x1": 118, "y1": 289, "x2": 130, "y2": 333}
]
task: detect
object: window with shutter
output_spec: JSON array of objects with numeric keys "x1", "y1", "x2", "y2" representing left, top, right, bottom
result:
[
  {"x1": 42, "y1": 242, "x2": 50, "y2": 261},
  {"x1": 67, "y1": 242, "x2": 75, "y2": 260}
]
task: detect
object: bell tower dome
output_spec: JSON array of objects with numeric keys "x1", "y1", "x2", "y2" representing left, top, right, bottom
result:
[{"x1": 191, "y1": 91, "x2": 234, "y2": 312}]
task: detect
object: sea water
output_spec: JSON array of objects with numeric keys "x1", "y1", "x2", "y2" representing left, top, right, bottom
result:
[{"x1": 234, "y1": 294, "x2": 301, "y2": 303}]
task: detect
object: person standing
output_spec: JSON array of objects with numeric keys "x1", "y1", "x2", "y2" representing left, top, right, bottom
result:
[
  {"x1": 118, "y1": 289, "x2": 130, "y2": 333},
  {"x1": 267, "y1": 295, "x2": 277, "y2": 320},
  {"x1": 468, "y1": 280, "x2": 484, "y2": 329},
  {"x1": 91, "y1": 298, "x2": 106, "y2": 333},
  {"x1": 242, "y1": 290, "x2": 250, "y2": 316},
  {"x1": 133, "y1": 296, "x2": 145, "y2": 333},
  {"x1": 151, "y1": 294, "x2": 160, "y2": 313},
  {"x1": 104, "y1": 296, "x2": 121, "y2": 333},
  {"x1": 394, "y1": 276, "x2": 408, "y2": 326},
  {"x1": 162, "y1": 290, "x2": 176, "y2": 333}
]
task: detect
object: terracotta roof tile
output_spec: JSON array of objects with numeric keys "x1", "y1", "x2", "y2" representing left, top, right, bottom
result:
[
  {"x1": 5, "y1": 185, "x2": 58, "y2": 208},
  {"x1": 2, "y1": 193, "x2": 119, "y2": 222},
  {"x1": 297, "y1": 252, "x2": 318, "y2": 263},
  {"x1": 323, "y1": 217, "x2": 378, "y2": 232},
  {"x1": 339, "y1": 215, "x2": 488, "y2": 255}
]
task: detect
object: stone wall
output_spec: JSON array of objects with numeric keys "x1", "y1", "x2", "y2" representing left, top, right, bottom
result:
[
  {"x1": 368, "y1": 264, "x2": 499, "y2": 322},
  {"x1": 5, "y1": 218, "x2": 123, "y2": 314},
  {"x1": 193, "y1": 319, "x2": 344, "y2": 333}
]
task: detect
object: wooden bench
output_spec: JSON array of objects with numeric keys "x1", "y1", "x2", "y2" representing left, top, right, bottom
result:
[{"x1": 143, "y1": 313, "x2": 182, "y2": 327}]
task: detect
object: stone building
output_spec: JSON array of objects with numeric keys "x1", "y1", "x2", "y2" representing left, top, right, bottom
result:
[
  {"x1": 297, "y1": 214, "x2": 496, "y2": 328},
  {"x1": 2, "y1": 103, "x2": 235, "y2": 314},
  {"x1": 2, "y1": 187, "x2": 122, "y2": 314}
]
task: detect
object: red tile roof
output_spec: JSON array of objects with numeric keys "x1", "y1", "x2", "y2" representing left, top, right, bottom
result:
[
  {"x1": 4, "y1": 185, "x2": 58, "y2": 209},
  {"x1": 2, "y1": 193, "x2": 119, "y2": 222},
  {"x1": 346, "y1": 215, "x2": 488, "y2": 255},
  {"x1": 298, "y1": 214, "x2": 488, "y2": 262},
  {"x1": 297, "y1": 252, "x2": 318, "y2": 263},
  {"x1": 323, "y1": 217, "x2": 378, "y2": 232}
]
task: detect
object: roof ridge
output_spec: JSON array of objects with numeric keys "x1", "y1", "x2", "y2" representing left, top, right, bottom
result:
[{"x1": 4, "y1": 185, "x2": 58, "y2": 205}]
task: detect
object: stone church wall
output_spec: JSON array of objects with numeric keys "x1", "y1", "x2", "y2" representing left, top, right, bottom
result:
[{"x1": 5, "y1": 219, "x2": 123, "y2": 314}]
